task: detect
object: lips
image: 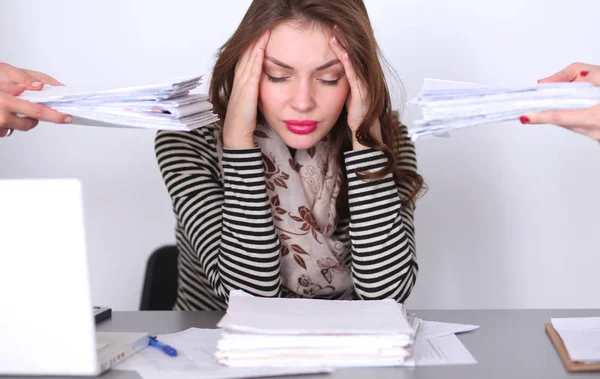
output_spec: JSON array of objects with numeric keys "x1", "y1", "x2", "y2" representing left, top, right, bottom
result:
[{"x1": 284, "y1": 120, "x2": 318, "y2": 135}]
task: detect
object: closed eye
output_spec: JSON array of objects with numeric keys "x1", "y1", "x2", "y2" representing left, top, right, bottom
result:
[
  {"x1": 319, "y1": 78, "x2": 340, "y2": 86},
  {"x1": 266, "y1": 74, "x2": 289, "y2": 83}
]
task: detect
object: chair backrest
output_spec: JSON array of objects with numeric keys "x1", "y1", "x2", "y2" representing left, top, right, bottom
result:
[{"x1": 139, "y1": 245, "x2": 179, "y2": 310}]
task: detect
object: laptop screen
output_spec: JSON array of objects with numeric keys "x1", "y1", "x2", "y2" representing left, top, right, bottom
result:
[{"x1": 0, "y1": 179, "x2": 99, "y2": 375}]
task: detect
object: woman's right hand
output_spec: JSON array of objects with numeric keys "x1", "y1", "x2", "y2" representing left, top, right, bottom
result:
[
  {"x1": 0, "y1": 62, "x2": 72, "y2": 138},
  {"x1": 222, "y1": 30, "x2": 270, "y2": 149}
]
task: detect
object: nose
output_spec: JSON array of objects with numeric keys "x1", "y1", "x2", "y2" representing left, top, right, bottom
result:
[{"x1": 290, "y1": 79, "x2": 316, "y2": 114}]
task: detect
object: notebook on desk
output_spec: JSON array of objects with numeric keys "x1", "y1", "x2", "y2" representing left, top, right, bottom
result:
[{"x1": 0, "y1": 179, "x2": 147, "y2": 376}]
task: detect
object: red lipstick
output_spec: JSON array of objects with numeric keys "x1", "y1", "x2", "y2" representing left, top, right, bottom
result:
[{"x1": 284, "y1": 120, "x2": 318, "y2": 135}]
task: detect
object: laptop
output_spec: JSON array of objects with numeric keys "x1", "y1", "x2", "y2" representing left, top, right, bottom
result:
[{"x1": 0, "y1": 179, "x2": 148, "y2": 376}]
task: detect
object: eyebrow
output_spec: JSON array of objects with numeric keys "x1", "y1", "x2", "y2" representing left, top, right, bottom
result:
[{"x1": 264, "y1": 56, "x2": 340, "y2": 71}]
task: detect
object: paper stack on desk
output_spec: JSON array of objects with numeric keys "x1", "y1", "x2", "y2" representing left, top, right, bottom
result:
[
  {"x1": 551, "y1": 317, "x2": 600, "y2": 364},
  {"x1": 408, "y1": 78, "x2": 600, "y2": 141},
  {"x1": 19, "y1": 75, "x2": 219, "y2": 131},
  {"x1": 215, "y1": 290, "x2": 415, "y2": 368}
]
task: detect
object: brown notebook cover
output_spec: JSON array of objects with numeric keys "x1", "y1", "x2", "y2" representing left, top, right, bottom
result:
[{"x1": 545, "y1": 322, "x2": 600, "y2": 372}]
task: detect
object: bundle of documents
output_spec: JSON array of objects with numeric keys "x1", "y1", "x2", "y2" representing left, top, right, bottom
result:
[
  {"x1": 116, "y1": 320, "x2": 479, "y2": 379},
  {"x1": 408, "y1": 78, "x2": 600, "y2": 141},
  {"x1": 19, "y1": 76, "x2": 219, "y2": 131},
  {"x1": 546, "y1": 317, "x2": 600, "y2": 372},
  {"x1": 116, "y1": 328, "x2": 334, "y2": 379},
  {"x1": 214, "y1": 290, "x2": 415, "y2": 368}
]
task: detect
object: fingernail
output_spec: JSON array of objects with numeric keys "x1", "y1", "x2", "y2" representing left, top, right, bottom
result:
[
  {"x1": 344, "y1": 52, "x2": 349, "y2": 60},
  {"x1": 64, "y1": 115, "x2": 73, "y2": 123},
  {"x1": 580, "y1": 71, "x2": 589, "y2": 77},
  {"x1": 519, "y1": 116, "x2": 530, "y2": 124},
  {"x1": 332, "y1": 36, "x2": 337, "y2": 44},
  {"x1": 32, "y1": 81, "x2": 42, "y2": 87}
]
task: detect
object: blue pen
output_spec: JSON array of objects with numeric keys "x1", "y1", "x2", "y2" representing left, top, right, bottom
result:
[{"x1": 149, "y1": 336, "x2": 178, "y2": 357}]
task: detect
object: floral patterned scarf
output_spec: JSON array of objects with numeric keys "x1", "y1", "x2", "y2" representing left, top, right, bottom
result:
[{"x1": 215, "y1": 123, "x2": 354, "y2": 298}]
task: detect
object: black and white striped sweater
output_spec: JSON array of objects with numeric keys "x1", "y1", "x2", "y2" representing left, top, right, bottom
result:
[{"x1": 155, "y1": 123, "x2": 419, "y2": 310}]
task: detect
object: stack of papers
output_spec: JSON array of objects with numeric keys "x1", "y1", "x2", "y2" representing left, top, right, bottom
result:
[
  {"x1": 19, "y1": 76, "x2": 219, "y2": 131},
  {"x1": 408, "y1": 78, "x2": 600, "y2": 141},
  {"x1": 117, "y1": 328, "x2": 332, "y2": 379},
  {"x1": 551, "y1": 317, "x2": 600, "y2": 363},
  {"x1": 214, "y1": 290, "x2": 415, "y2": 368},
  {"x1": 116, "y1": 318, "x2": 479, "y2": 379}
]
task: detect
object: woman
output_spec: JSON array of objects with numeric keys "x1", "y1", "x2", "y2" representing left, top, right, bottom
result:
[
  {"x1": 155, "y1": 0, "x2": 424, "y2": 310},
  {"x1": 522, "y1": 62, "x2": 600, "y2": 141}
]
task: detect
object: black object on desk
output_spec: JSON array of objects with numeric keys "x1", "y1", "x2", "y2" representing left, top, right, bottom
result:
[{"x1": 93, "y1": 306, "x2": 112, "y2": 323}]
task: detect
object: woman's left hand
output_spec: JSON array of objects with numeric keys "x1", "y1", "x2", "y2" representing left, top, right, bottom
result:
[{"x1": 329, "y1": 31, "x2": 381, "y2": 148}]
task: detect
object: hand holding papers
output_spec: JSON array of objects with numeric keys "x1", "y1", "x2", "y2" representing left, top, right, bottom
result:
[
  {"x1": 214, "y1": 290, "x2": 415, "y2": 368},
  {"x1": 408, "y1": 78, "x2": 600, "y2": 141},
  {"x1": 18, "y1": 76, "x2": 219, "y2": 131}
]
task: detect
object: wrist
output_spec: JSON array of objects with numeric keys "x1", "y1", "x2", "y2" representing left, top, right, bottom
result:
[
  {"x1": 351, "y1": 120, "x2": 382, "y2": 150},
  {"x1": 223, "y1": 133, "x2": 255, "y2": 149},
  {"x1": 351, "y1": 134, "x2": 368, "y2": 151}
]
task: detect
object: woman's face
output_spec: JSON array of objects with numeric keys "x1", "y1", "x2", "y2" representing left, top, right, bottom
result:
[{"x1": 258, "y1": 21, "x2": 350, "y2": 150}]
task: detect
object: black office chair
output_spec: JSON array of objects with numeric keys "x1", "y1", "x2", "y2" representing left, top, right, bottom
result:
[{"x1": 139, "y1": 245, "x2": 179, "y2": 310}]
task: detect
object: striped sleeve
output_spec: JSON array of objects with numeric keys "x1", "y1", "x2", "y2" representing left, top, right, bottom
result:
[
  {"x1": 343, "y1": 134, "x2": 418, "y2": 303},
  {"x1": 155, "y1": 128, "x2": 282, "y2": 303}
]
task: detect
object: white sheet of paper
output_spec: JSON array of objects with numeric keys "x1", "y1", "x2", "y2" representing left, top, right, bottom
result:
[
  {"x1": 551, "y1": 317, "x2": 600, "y2": 363},
  {"x1": 418, "y1": 321, "x2": 479, "y2": 340},
  {"x1": 115, "y1": 328, "x2": 333, "y2": 379},
  {"x1": 19, "y1": 76, "x2": 202, "y2": 103},
  {"x1": 413, "y1": 334, "x2": 477, "y2": 366},
  {"x1": 218, "y1": 290, "x2": 413, "y2": 335}
]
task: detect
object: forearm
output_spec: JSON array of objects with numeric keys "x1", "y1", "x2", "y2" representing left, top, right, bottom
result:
[
  {"x1": 219, "y1": 147, "x2": 282, "y2": 297},
  {"x1": 344, "y1": 148, "x2": 418, "y2": 302}
]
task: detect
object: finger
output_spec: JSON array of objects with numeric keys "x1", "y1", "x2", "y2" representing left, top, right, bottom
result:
[
  {"x1": 22, "y1": 79, "x2": 45, "y2": 91},
  {"x1": 241, "y1": 39, "x2": 262, "y2": 81},
  {"x1": 579, "y1": 69, "x2": 600, "y2": 86},
  {"x1": 329, "y1": 36, "x2": 361, "y2": 97},
  {"x1": 537, "y1": 62, "x2": 596, "y2": 83},
  {"x1": 22, "y1": 69, "x2": 64, "y2": 86},
  {"x1": 589, "y1": 129, "x2": 600, "y2": 142},
  {"x1": 250, "y1": 30, "x2": 270, "y2": 82},
  {"x1": 255, "y1": 29, "x2": 271, "y2": 53},
  {"x1": 0, "y1": 93, "x2": 72, "y2": 124},
  {"x1": 236, "y1": 40, "x2": 259, "y2": 79},
  {"x1": 0, "y1": 113, "x2": 39, "y2": 131},
  {"x1": 523, "y1": 104, "x2": 600, "y2": 129},
  {"x1": 0, "y1": 127, "x2": 12, "y2": 137},
  {"x1": 240, "y1": 30, "x2": 271, "y2": 79},
  {"x1": 0, "y1": 62, "x2": 35, "y2": 87},
  {"x1": 0, "y1": 83, "x2": 25, "y2": 96}
]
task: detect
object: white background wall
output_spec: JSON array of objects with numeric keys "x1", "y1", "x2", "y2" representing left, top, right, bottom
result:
[{"x1": 1, "y1": 0, "x2": 599, "y2": 310}]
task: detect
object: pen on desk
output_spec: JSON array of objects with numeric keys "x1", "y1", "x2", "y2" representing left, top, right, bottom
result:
[{"x1": 149, "y1": 336, "x2": 178, "y2": 357}]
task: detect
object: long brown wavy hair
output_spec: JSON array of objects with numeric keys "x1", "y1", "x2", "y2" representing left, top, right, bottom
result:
[{"x1": 210, "y1": 0, "x2": 424, "y2": 218}]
